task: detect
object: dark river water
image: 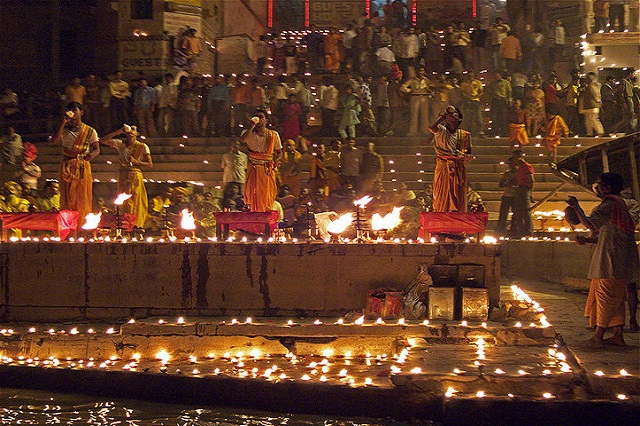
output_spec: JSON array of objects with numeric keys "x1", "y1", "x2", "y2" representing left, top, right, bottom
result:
[{"x1": 0, "y1": 388, "x2": 426, "y2": 425}]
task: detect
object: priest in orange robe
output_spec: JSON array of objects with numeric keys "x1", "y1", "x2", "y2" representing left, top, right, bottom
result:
[
  {"x1": 429, "y1": 105, "x2": 473, "y2": 212},
  {"x1": 240, "y1": 109, "x2": 283, "y2": 212}
]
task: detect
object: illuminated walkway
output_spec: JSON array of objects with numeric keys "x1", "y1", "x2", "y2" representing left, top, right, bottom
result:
[{"x1": 0, "y1": 279, "x2": 637, "y2": 424}]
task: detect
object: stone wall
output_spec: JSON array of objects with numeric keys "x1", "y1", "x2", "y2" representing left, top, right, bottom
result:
[
  {"x1": 0, "y1": 242, "x2": 500, "y2": 322},
  {"x1": 501, "y1": 240, "x2": 640, "y2": 286}
]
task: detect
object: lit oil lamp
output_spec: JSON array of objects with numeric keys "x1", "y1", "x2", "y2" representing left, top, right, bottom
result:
[
  {"x1": 371, "y1": 206, "x2": 404, "y2": 241},
  {"x1": 327, "y1": 213, "x2": 353, "y2": 242},
  {"x1": 81, "y1": 212, "x2": 102, "y2": 239},
  {"x1": 353, "y1": 196, "x2": 373, "y2": 242},
  {"x1": 180, "y1": 209, "x2": 196, "y2": 238}
]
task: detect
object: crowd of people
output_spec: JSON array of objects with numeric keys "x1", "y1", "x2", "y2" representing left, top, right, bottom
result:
[
  {"x1": 0, "y1": 1, "x2": 638, "y2": 343},
  {"x1": 0, "y1": 99, "x2": 489, "y2": 242},
  {"x1": 0, "y1": 2, "x2": 637, "y2": 241}
]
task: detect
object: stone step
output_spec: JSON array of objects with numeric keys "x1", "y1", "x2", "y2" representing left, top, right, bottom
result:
[
  {"x1": 30, "y1": 134, "x2": 606, "y2": 217},
  {"x1": 29, "y1": 135, "x2": 605, "y2": 150},
  {"x1": 32, "y1": 149, "x2": 582, "y2": 167}
]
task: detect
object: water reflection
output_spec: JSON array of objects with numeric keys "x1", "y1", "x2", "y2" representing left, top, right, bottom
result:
[{"x1": 0, "y1": 388, "x2": 409, "y2": 425}]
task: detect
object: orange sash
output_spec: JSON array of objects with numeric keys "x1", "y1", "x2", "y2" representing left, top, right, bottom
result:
[{"x1": 63, "y1": 123, "x2": 93, "y2": 157}]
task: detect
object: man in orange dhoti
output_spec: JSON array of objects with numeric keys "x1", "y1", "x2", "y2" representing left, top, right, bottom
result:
[
  {"x1": 543, "y1": 110, "x2": 569, "y2": 163},
  {"x1": 241, "y1": 109, "x2": 283, "y2": 212},
  {"x1": 566, "y1": 173, "x2": 640, "y2": 348},
  {"x1": 51, "y1": 102, "x2": 100, "y2": 221},
  {"x1": 429, "y1": 105, "x2": 473, "y2": 212},
  {"x1": 324, "y1": 28, "x2": 342, "y2": 74}
]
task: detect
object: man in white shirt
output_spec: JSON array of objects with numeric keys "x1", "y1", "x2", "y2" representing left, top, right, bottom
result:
[
  {"x1": 342, "y1": 24, "x2": 357, "y2": 72},
  {"x1": 319, "y1": 77, "x2": 339, "y2": 136},
  {"x1": 548, "y1": 20, "x2": 565, "y2": 67},
  {"x1": 488, "y1": 18, "x2": 510, "y2": 71},
  {"x1": 221, "y1": 139, "x2": 248, "y2": 194},
  {"x1": 375, "y1": 45, "x2": 396, "y2": 75},
  {"x1": 401, "y1": 66, "x2": 433, "y2": 136},
  {"x1": 396, "y1": 27, "x2": 420, "y2": 77},
  {"x1": 156, "y1": 73, "x2": 178, "y2": 137}
]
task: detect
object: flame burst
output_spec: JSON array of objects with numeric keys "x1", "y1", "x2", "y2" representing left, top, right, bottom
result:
[
  {"x1": 327, "y1": 213, "x2": 353, "y2": 234},
  {"x1": 180, "y1": 209, "x2": 196, "y2": 230},
  {"x1": 82, "y1": 212, "x2": 102, "y2": 230},
  {"x1": 354, "y1": 196, "x2": 373, "y2": 208},
  {"x1": 371, "y1": 206, "x2": 404, "y2": 231},
  {"x1": 114, "y1": 193, "x2": 133, "y2": 205}
]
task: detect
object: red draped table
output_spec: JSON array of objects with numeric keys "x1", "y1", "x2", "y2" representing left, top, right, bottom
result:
[
  {"x1": 419, "y1": 212, "x2": 489, "y2": 240},
  {"x1": 213, "y1": 211, "x2": 280, "y2": 239},
  {"x1": 0, "y1": 210, "x2": 80, "y2": 240}
]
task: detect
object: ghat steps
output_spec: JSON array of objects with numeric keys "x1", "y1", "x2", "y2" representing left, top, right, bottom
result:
[{"x1": 33, "y1": 135, "x2": 606, "y2": 219}]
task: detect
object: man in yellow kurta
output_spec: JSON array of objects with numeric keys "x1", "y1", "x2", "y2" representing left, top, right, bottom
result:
[
  {"x1": 429, "y1": 105, "x2": 473, "y2": 212},
  {"x1": 241, "y1": 109, "x2": 283, "y2": 212},
  {"x1": 51, "y1": 102, "x2": 100, "y2": 221},
  {"x1": 278, "y1": 139, "x2": 302, "y2": 197},
  {"x1": 99, "y1": 125, "x2": 153, "y2": 228}
]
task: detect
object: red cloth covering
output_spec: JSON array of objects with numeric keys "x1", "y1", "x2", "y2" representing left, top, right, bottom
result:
[
  {"x1": 97, "y1": 213, "x2": 138, "y2": 232},
  {"x1": 214, "y1": 211, "x2": 280, "y2": 235},
  {"x1": 0, "y1": 210, "x2": 79, "y2": 240},
  {"x1": 419, "y1": 212, "x2": 489, "y2": 238}
]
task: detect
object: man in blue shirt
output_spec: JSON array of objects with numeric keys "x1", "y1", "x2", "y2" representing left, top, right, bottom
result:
[
  {"x1": 133, "y1": 78, "x2": 157, "y2": 137},
  {"x1": 301, "y1": 25, "x2": 324, "y2": 74},
  {"x1": 206, "y1": 74, "x2": 231, "y2": 137}
]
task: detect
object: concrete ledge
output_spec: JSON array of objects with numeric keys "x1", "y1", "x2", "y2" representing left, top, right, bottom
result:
[{"x1": 0, "y1": 242, "x2": 500, "y2": 322}]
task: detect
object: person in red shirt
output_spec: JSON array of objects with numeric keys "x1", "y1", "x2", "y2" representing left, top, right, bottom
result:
[
  {"x1": 543, "y1": 74, "x2": 561, "y2": 111},
  {"x1": 510, "y1": 150, "x2": 534, "y2": 238}
]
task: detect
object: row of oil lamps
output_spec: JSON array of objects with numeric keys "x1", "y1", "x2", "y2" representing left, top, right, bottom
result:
[
  {"x1": 0, "y1": 345, "x2": 632, "y2": 401},
  {"x1": 4, "y1": 191, "x2": 586, "y2": 243},
  {"x1": 0, "y1": 285, "x2": 632, "y2": 401}
]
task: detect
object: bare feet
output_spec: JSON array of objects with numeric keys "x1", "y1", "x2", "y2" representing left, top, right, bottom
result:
[{"x1": 603, "y1": 336, "x2": 626, "y2": 346}]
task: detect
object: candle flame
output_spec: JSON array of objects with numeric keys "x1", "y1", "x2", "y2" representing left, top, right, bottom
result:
[
  {"x1": 155, "y1": 350, "x2": 171, "y2": 364},
  {"x1": 114, "y1": 193, "x2": 132, "y2": 205},
  {"x1": 180, "y1": 209, "x2": 196, "y2": 230},
  {"x1": 482, "y1": 235, "x2": 497, "y2": 244},
  {"x1": 371, "y1": 206, "x2": 404, "y2": 231},
  {"x1": 354, "y1": 315, "x2": 365, "y2": 325},
  {"x1": 327, "y1": 213, "x2": 353, "y2": 234},
  {"x1": 82, "y1": 212, "x2": 102, "y2": 230}
]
